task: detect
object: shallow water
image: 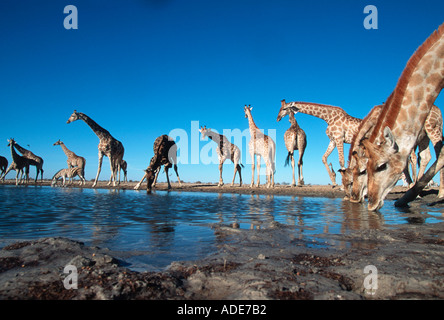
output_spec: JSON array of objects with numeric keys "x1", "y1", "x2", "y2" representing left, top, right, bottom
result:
[{"x1": 0, "y1": 185, "x2": 442, "y2": 271}]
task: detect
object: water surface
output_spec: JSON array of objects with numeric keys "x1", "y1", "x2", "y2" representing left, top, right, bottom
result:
[{"x1": 0, "y1": 185, "x2": 442, "y2": 271}]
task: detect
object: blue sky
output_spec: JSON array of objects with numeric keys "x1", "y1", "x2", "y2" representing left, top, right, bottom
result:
[{"x1": 1, "y1": 0, "x2": 443, "y2": 185}]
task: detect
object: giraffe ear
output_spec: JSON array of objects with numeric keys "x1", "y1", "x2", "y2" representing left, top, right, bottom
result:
[{"x1": 383, "y1": 127, "x2": 399, "y2": 153}]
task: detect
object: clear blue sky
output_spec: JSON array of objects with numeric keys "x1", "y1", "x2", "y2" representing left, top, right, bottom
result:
[{"x1": 1, "y1": 0, "x2": 443, "y2": 185}]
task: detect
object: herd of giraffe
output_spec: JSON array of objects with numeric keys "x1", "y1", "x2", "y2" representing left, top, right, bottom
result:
[{"x1": 0, "y1": 22, "x2": 443, "y2": 212}]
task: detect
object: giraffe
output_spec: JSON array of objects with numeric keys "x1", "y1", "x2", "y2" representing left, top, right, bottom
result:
[
  {"x1": 53, "y1": 140, "x2": 86, "y2": 185},
  {"x1": 1, "y1": 139, "x2": 30, "y2": 185},
  {"x1": 120, "y1": 160, "x2": 128, "y2": 183},
  {"x1": 360, "y1": 22, "x2": 444, "y2": 211},
  {"x1": 244, "y1": 105, "x2": 276, "y2": 188},
  {"x1": 108, "y1": 159, "x2": 128, "y2": 184},
  {"x1": 343, "y1": 104, "x2": 443, "y2": 204},
  {"x1": 277, "y1": 102, "x2": 307, "y2": 186},
  {"x1": 279, "y1": 99, "x2": 361, "y2": 187},
  {"x1": 199, "y1": 126, "x2": 243, "y2": 187},
  {"x1": 11, "y1": 140, "x2": 44, "y2": 183},
  {"x1": 67, "y1": 110, "x2": 124, "y2": 187},
  {"x1": 134, "y1": 135, "x2": 181, "y2": 192},
  {"x1": 0, "y1": 156, "x2": 8, "y2": 177},
  {"x1": 51, "y1": 167, "x2": 86, "y2": 187}
]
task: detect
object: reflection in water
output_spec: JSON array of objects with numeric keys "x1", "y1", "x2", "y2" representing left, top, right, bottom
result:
[{"x1": 0, "y1": 185, "x2": 442, "y2": 271}]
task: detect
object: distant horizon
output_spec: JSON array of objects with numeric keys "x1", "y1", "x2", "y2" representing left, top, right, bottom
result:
[{"x1": 1, "y1": 0, "x2": 443, "y2": 186}]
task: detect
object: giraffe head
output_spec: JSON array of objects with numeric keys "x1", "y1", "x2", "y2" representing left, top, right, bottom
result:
[
  {"x1": 145, "y1": 167, "x2": 158, "y2": 193},
  {"x1": 348, "y1": 150, "x2": 369, "y2": 203},
  {"x1": 361, "y1": 127, "x2": 405, "y2": 211},
  {"x1": 199, "y1": 126, "x2": 210, "y2": 140},
  {"x1": 7, "y1": 138, "x2": 16, "y2": 147},
  {"x1": 244, "y1": 105, "x2": 253, "y2": 118},
  {"x1": 53, "y1": 140, "x2": 63, "y2": 146},
  {"x1": 338, "y1": 167, "x2": 353, "y2": 200},
  {"x1": 67, "y1": 110, "x2": 80, "y2": 124},
  {"x1": 277, "y1": 99, "x2": 299, "y2": 121}
]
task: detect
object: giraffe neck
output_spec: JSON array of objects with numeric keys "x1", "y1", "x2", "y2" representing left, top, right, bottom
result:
[
  {"x1": 246, "y1": 113, "x2": 260, "y2": 137},
  {"x1": 59, "y1": 143, "x2": 76, "y2": 158},
  {"x1": 291, "y1": 102, "x2": 345, "y2": 124},
  {"x1": 78, "y1": 112, "x2": 112, "y2": 141},
  {"x1": 371, "y1": 23, "x2": 444, "y2": 154},
  {"x1": 205, "y1": 130, "x2": 223, "y2": 144},
  {"x1": 10, "y1": 144, "x2": 21, "y2": 162},
  {"x1": 288, "y1": 112, "x2": 299, "y2": 129},
  {"x1": 12, "y1": 143, "x2": 29, "y2": 156}
]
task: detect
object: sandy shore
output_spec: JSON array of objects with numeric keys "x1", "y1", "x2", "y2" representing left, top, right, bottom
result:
[{"x1": 0, "y1": 180, "x2": 443, "y2": 300}]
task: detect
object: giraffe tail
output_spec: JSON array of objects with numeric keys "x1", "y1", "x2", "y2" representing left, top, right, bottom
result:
[{"x1": 285, "y1": 152, "x2": 293, "y2": 167}]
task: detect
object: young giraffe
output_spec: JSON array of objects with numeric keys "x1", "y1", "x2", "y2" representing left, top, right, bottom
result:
[
  {"x1": 244, "y1": 105, "x2": 276, "y2": 188},
  {"x1": 67, "y1": 110, "x2": 124, "y2": 187},
  {"x1": 134, "y1": 135, "x2": 181, "y2": 192},
  {"x1": 361, "y1": 22, "x2": 444, "y2": 211},
  {"x1": 53, "y1": 140, "x2": 86, "y2": 185},
  {"x1": 120, "y1": 160, "x2": 128, "y2": 183},
  {"x1": 1, "y1": 139, "x2": 30, "y2": 185},
  {"x1": 108, "y1": 159, "x2": 128, "y2": 184},
  {"x1": 199, "y1": 126, "x2": 243, "y2": 187},
  {"x1": 279, "y1": 99, "x2": 361, "y2": 187},
  {"x1": 51, "y1": 167, "x2": 86, "y2": 187},
  {"x1": 0, "y1": 156, "x2": 8, "y2": 178},
  {"x1": 277, "y1": 102, "x2": 307, "y2": 186},
  {"x1": 11, "y1": 140, "x2": 44, "y2": 183}
]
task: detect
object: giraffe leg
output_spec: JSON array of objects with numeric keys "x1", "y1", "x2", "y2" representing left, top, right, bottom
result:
[
  {"x1": 134, "y1": 172, "x2": 148, "y2": 190},
  {"x1": 256, "y1": 154, "x2": 261, "y2": 187},
  {"x1": 290, "y1": 153, "x2": 296, "y2": 187},
  {"x1": 15, "y1": 169, "x2": 21, "y2": 185},
  {"x1": 417, "y1": 146, "x2": 431, "y2": 182},
  {"x1": 25, "y1": 166, "x2": 30, "y2": 184},
  {"x1": 218, "y1": 161, "x2": 224, "y2": 187},
  {"x1": 231, "y1": 161, "x2": 238, "y2": 187},
  {"x1": 250, "y1": 152, "x2": 255, "y2": 188},
  {"x1": 165, "y1": 166, "x2": 171, "y2": 189},
  {"x1": 298, "y1": 151, "x2": 305, "y2": 186},
  {"x1": 395, "y1": 146, "x2": 444, "y2": 206},
  {"x1": 438, "y1": 169, "x2": 444, "y2": 198},
  {"x1": 153, "y1": 168, "x2": 160, "y2": 188},
  {"x1": 108, "y1": 156, "x2": 116, "y2": 186},
  {"x1": 409, "y1": 151, "x2": 418, "y2": 184},
  {"x1": 336, "y1": 139, "x2": 346, "y2": 170},
  {"x1": 93, "y1": 152, "x2": 104, "y2": 188},
  {"x1": 79, "y1": 171, "x2": 86, "y2": 186},
  {"x1": 265, "y1": 160, "x2": 272, "y2": 188},
  {"x1": 1, "y1": 165, "x2": 13, "y2": 182},
  {"x1": 174, "y1": 164, "x2": 181, "y2": 186},
  {"x1": 117, "y1": 161, "x2": 121, "y2": 186},
  {"x1": 322, "y1": 140, "x2": 337, "y2": 186}
]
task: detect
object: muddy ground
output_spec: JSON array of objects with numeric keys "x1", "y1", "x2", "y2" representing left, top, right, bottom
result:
[{"x1": 0, "y1": 180, "x2": 443, "y2": 300}]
